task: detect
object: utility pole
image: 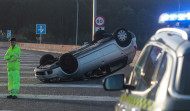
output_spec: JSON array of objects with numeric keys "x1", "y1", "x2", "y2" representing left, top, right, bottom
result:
[
  {"x1": 76, "y1": 0, "x2": 79, "y2": 45},
  {"x1": 92, "y1": 0, "x2": 97, "y2": 41}
]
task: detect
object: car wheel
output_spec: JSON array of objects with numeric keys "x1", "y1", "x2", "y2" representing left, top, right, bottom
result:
[
  {"x1": 113, "y1": 27, "x2": 132, "y2": 47},
  {"x1": 59, "y1": 53, "x2": 78, "y2": 74},
  {"x1": 40, "y1": 54, "x2": 54, "y2": 65},
  {"x1": 94, "y1": 30, "x2": 107, "y2": 42}
]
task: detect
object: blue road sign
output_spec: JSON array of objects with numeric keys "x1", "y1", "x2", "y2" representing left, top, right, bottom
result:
[
  {"x1": 36, "y1": 24, "x2": 46, "y2": 34},
  {"x1": 7, "y1": 30, "x2": 11, "y2": 39}
]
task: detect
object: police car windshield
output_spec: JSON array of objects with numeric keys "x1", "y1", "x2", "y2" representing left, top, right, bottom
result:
[{"x1": 176, "y1": 54, "x2": 190, "y2": 95}]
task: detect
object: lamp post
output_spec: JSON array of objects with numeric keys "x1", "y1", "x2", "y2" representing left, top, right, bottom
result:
[
  {"x1": 75, "y1": 0, "x2": 79, "y2": 45},
  {"x1": 92, "y1": 0, "x2": 97, "y2": 41},
  {"x1": 76, "y1": 0, "x2": 97, "y2": 43}
]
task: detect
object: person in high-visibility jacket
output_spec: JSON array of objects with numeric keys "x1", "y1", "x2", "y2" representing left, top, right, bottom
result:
[{"x1": 4, "y1": 38, "x2": 21, "y2": 99}]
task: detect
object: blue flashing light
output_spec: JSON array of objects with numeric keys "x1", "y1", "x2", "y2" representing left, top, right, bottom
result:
[
  {"x1": 169, "y1": 14, "x2": 178, "y2": 21},
  {"x1": 178, "y1": 13, "x2": 187, "y2": 20},
  {"x1": 159, "y1": 11, "x2": 190, "y2": 24},
  {"x1": 159, "y1": 13, "x2": 169, "y2": 23},
  {"x1": 187, "y1": 13, "x2": 190, "y2": 20}
]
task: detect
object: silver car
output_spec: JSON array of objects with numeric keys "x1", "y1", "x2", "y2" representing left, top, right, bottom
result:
[{"x1": 34, "y1": 27, "x2": 137, "y2": 82}]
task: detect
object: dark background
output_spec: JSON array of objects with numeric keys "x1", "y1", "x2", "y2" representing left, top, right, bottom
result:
[{"x1": 0, "y1": 0, "x2": 189, "y2": 49}]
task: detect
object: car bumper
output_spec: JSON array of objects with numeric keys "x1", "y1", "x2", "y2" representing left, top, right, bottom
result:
[{"x1": 34, "y1": 67, "x2": 64, "y2": 80}]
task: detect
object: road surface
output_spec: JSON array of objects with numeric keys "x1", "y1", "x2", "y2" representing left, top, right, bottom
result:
[{"x1": 0, "y1": 48, "x2": 134, "y2": 111}]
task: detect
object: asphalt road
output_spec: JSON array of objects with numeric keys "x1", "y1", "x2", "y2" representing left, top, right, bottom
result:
[{"x1": 0, "y1": 48, "x2": 133, "y2": 111}]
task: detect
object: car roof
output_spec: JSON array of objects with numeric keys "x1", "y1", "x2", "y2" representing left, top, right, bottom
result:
[{"x1": 150, "y1": 28, "x2": 190, "y2": 56}]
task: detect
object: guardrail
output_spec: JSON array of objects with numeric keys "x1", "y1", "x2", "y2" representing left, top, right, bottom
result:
[
  {"x1": 17, "y1": 42, "x2": 80, "y2": 54},
  {"x1": 0, "y1": 42, "x2": 10, "y2": 48},
  {"x1": 0, "y1": 42, "x2": 80, "y2": 54}
]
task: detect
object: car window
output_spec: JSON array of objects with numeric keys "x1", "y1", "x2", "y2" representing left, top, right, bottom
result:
[
  {"x1": 109, "y1": 58, "x2": 127, "y2": 73},
  {"x1": 147, "y1": 52, "x2": 173, "y2": 100},
  {"x1": 154, "y1": 53, "x2": 167, "y2": 82},
  {"x1": 131, "y1": 45, "x2": 163, "y2": 91},
  {"x1": 176, "y1": 53, "x2": 190, "y2": 95}
]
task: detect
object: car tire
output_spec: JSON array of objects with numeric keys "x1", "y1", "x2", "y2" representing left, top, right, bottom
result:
[
  {"x1": 94, "y1": 30, "x2": 107, "y2": 42},
  {"x1": 59, "y1": 53, "x2": 78, "y2": 74},
  {"x1": 40, "y1": 54, "x2": 54, "y2": 65},
  {"x1": 113, "y1": 27, "x2": 132, "y2": 47}
]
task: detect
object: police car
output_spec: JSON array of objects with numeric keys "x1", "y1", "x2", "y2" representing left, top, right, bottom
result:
[
  {"x1": 34, "y1": 27, "x2": 137, "y2": 82},
  {"x1": 103, "y1": 11, "x2": 190, "y2": 111}
]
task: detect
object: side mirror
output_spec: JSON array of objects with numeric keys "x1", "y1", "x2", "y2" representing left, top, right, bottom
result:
[
  {"x1": 103, "y1": 74, "x2": 135, "y2": 91},
  {"x1": 103, "y1": 74, "x2": 124, "y2": 91}
]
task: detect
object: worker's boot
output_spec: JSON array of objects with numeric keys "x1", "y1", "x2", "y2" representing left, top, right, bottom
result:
[
  {"x1": 12, "y1": 96, "x2": 17, "y2": 99},
  {"x1": 7, "y1": 95, "x2": 12, "y2": 99}
]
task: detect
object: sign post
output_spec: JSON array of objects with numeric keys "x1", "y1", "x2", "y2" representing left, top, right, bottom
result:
[
  {"x1": 95, "y1": 16, "x2": 105, "y2": 32},
  {"x1": 7, "y1": 30, "x2": 11, "y2": 39},
  {"x1": 95, "y1": 27, "x2": 105, "y2": 31},
  {"x1": 36, "y1": 24, "x2": 46, "y2": 44}
]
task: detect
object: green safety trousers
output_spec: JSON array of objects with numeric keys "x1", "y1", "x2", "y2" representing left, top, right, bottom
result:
[
  {"x1": 8, "y1": 71, "x2": 20, "y2": 96},
  {"x1": 4, "y1": 45, "x2": 21, "y2": 96}
]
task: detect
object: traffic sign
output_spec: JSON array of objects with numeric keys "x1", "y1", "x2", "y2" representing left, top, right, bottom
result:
[
  {"x1": 36, "y1": 24, "x2": 46, "y2": 34},
  {"x1": 95, "y1": 27, "x2": 105, "y2": 31},
  {"x1": 95, "y1": 16, "x2": 105, "y2": 27},
  {"x1": 7, "y1": 30, "x2": 11, "y2": 39}
]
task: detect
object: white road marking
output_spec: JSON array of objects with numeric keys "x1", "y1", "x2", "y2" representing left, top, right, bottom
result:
[
  {"x1": 0, "y1": 60, "x2": 39, "y2": 62},
  {"x1": 0, "y1": 54, "x2": 41, "y2": 58},
  {"x1": 0, "y1": 67, "x2": 35, "y2": 69},
  {"x1": 0, "y1": 71, "x2": 34, "y2": 74},
  {"x1": 0, "y1": 50, "x2": 119, "y2": 102},
  {"x1": 0, "y1": 64, "x2": 39, "y2": 67},
  {"x1": 0, "y1": 83, "x2": 103, "y2": 88},
  {"x1": 0, "y1": 57, "x2": 40, "y2": 59},
  {"x1": 0, "y1": 94, "x2": 118, "y2": 102},
  {"x1": 0, "y1": 76, "x2": 35, "y2": 79}
]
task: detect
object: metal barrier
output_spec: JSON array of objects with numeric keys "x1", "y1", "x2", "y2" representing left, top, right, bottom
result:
[{"x1": 0, "y1": 42, "x2": 80, "y2": 54}]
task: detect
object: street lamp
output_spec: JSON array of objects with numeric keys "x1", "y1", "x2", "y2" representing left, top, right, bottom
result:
[
  {"x1": 92, "y1": 0, "x2": 97, "y2": 41},
  {"x1": 76, "y1": 0, "x2": 97, "y2": 44},
  {"x1": 76, "y1": 0, "x2": 79, "y2": 45}
]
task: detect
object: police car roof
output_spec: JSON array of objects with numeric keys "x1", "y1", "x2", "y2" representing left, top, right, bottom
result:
[{"x1": 150, "y1": 27, "x2": 190, "y2": 57}]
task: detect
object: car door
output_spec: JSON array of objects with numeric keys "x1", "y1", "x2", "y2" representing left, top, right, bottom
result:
[
  {"x1": 119, "y1": 45, "x2": 165, "y2": 111},
  {"x1": 129, "y1": 45, "x2": 163, "y2": 90},
  {"x1": 120, "y1": 43, "x2": 178, "y2": 110}
]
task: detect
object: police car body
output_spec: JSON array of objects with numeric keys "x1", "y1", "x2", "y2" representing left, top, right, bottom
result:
[
  {"x1": 103, "y1": 11, "x2": 190, "y2": 111},
  {"x1": 34, "y1": 27, "x2": 137, "y2": 82}
]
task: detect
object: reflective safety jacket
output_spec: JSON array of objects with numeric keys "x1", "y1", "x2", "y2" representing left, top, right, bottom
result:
[{"x1": 4, "y1": 44, "x2": 21, "y2": 71}]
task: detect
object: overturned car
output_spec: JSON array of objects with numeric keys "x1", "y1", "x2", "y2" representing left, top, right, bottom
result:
[{"x1": 34, "y1": 27, "x2": 137, "y2": 82}]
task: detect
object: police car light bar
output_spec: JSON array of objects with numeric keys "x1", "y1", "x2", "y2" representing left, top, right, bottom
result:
[{"x1": 159, "y1": 11, "x2": 190, "y2": 24}]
